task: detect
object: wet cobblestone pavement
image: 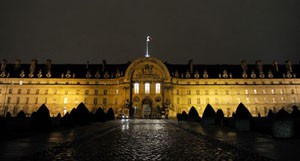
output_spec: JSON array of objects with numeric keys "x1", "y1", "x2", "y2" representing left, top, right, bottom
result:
[{"x1": 17, "y1": 119, "x2": 273, "y2": 161}]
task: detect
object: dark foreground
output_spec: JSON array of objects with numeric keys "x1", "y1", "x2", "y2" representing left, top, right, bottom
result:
[{"x1": 0, "y1": 119, "x2": 276, "y2": 161}]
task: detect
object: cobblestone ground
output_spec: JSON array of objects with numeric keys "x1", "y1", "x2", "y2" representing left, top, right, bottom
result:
[{"x1": 19, "y1": 120, "x2": 273, "y2": 161}]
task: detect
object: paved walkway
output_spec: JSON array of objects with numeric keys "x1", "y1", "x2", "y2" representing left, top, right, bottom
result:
[
  {"x1": 168, "y1": 119, "x2": 300, "y2": 161},
  {"x1": 0, "y1": 120, "x2": 123, "y2": 161},
  {"x1": 0, "y1": 119, "x2": 275, "y2": 161}
]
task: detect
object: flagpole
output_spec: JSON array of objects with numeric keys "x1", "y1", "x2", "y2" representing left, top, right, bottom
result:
[{"x1": 145, "y1": 37, "x2": 149, "y2": 57}]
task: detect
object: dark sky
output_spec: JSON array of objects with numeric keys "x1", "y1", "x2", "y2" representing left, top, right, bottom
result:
[{"x1": 0, "y1": 0, "x2": 300, "y2": 64}]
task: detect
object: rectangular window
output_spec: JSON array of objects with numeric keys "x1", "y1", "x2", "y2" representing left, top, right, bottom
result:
[
  {"x1": 134, "y1": 83, "x2": 139, "y2": 94},
  {"x1": 176, "y1": 90, "x2": 179, "y2": 95},
  {"x1": 280, "y1": 89, "x2": 283, "y2": 95},
  {"x1": 7, "y1": 97, "x2": 11, "y2": 103},
  {"x1": 115, "y1": 98, "x2": 118, "y2": 105},
  {"x1": 225, "y1": 90, "x2": 229, "y2": 95},
  {"x1": 196, "y1": 90, "x2": 200, "y2": 95},
  {"x1": 17, "y1": 89, "x2": 21, "y2": 94},
  {"x1": 45, "y1": 89, "x2": 48, "y2": 94},
  {"x1": 215, "y1": 98, "x2": 219, "y2": 104},
  {"x1": 36, "y1": 89, "x2": 39, "y2": 94},
  {"x1": 16, "y1": 97, "x2": 20, "y2": 104},
  {"x1": 64, "y1": 97, "x2": 68, "y2": 104},
  {"x1": 205, "y1": 90, "x2": 209, "y2": 95},
  {"x1": 206, "y1": 98, "x2": 210, "y2": 104},
  {"x1": 155, "y1": 83, "x2": 161, "y2": 94},
  {"x1": 177, "y1": 97, "x2": 180, "y2": 104},
  {"x1": 95, "y1": 90, "x2": 98, "y2": 95},
  {"x1": 188, "y1": 98, "x2": 191, "y2": 104},
  {"x1": 45, "y1": 98, "x2": 48, "y2": 104},
  {"x1": 104, "y1": 90, "x2": 107, "y2": 95},
  {"x1": 103, "y1": 98, "x2": 107, "y2": 105},
  {"x1": 272, "y1": 97, "x2": 276, "y2": 103},
  {"x1": 255, "y1": 97, "x2": 258, "y2": 103},
  {"x1": 115, "y1": 89, "x2": 119, "y2": 94},
  {"x1": 85, "y1": 90, "x2": 89, "y2": 95},
  {"x1": 94, "y1": 98, "x2": 98, "y2": 105},
  {"x1": 54, "y1": 89, "x2": 57, "y2": 94},
  {"x1": 9, "y1": 89, "x2": 12, "y2": 94},
  {"x1": 65, "y1": 90, "x2": 68, "y2": 94},
  {"x1": 0, "y1": 89, "x2": 2, "y2": 94},
  {"x1": 26, "y1": 97, "x2": 29, "y2": 104},
  {"x1": 76, "y1": 90, "x2": 80, "y2": 95},
  {"x1": 84, "y1": 98, "x2": 87, "y2": 104},
  {"x1": 264, "y1": 97, "x2": 267, "y2": 103},
  {"x1": 197, "y1": 98, "x2": 200, "y2": 104},
  {"x1": 214, "y1": 90, "x2": 218, "y2": 95},
  {"x1": 145, "y1": 83, "x2": 150, "y2": 94},
  {"x1": 246, "y1": 97, "x2": 250, "y2": 104},
  {"x1": 254, "y1": 89, "x2": 257, "y2": 94},
  {"x1": 263, "y1": 89, "x2": 266, "y2": 94},
  {"x1": 271, "y1": 89, "x2": 275, "y2": 94},
  {"x1": 187, "y1": 90, "x2": 191, "y2": 95},
  {"x1": 237, "y1": 90, "x2": 240, "y2": 95},
  {"x1": 245, "y1": 89, "x2": 248, "y2": 95},
  {"x1": 291, "y1": 89, "x2": 295, "y2": 94}
]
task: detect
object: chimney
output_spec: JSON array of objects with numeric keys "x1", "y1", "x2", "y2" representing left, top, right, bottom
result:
[
  {"x1": 1, "y1": 59, "x2": 7, "y2": 72},
  {"x1": 14, "y1": 59, "x2": 21, "y2": 70},
  {"x1": 188, "y1": 59, "x2": 193, "y2": 73},
  {"x1": 46, "y1": 59, "x2": 52, "y2": 72},
  {"x1": 30, "y1": 59, "x2": 38, "y2": 73},
  {"x1": 256, "y1": 60, "x2": 263, "y2": 72},
  {"x1": 285, "y1": 60, "x2": 292, "y2": 73},
  {"x1": 86, "y1": 60, "x2": 89, "y2": 69},
  {"x1": 241, "y1": 60, "x2": 247, "y2": 71},
  {"x1": 273, "y1": 61, "x2": 279, "y2": 72},
  {"x1": 102, "y1": 59, "x2": 106, "y2": 72}
]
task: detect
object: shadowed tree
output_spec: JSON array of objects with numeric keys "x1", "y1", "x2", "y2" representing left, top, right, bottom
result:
[
  {"x1": 181, "y1": 111, "x2": 188, "y2": 121},
  {"x1": 6, "y1": 112, "x2": 11, "y2": 118},
  {"x1": 291, "y1": 106, "x2": 300, "y2": 119},
  {"x1": 272, "y1": 108, "x2": 294, "y2": 138},
  {"x1": 215, "y1": 109, "x2": 224, "y2": 126},
  {"x1": 17, "y1": 110, "x2": 26, "y2": 118},
  {"x1": 234, "y1": 103, "x2": 252, "y2": 131},
  {"x1": 267, "y1": 109, "x2": 275, "y2": 118},
  {"x1": 291, "y1": 106, "x2": 300, "y2": 137},
  {"x1": 106, "y1": 108, "x2": 115, "y2": 121},
  {"x1": 202, "y1": 104, "x2": 216, "y2": 125},
  {"x1": 187, "y1": 106, "x2": 201, "y2": 122},
  {"x1": 95, "y1": 107, "x2": 107, "y2": 122},
  {"x1": 31, "y1": 104, "x2": 51, "y2": 130},
  {"x1": 75, "y1": 102, "x2": 90, "y2": 124},
  {"x1": 60, "y1": 112, "x2": 73, "y2": 126}
]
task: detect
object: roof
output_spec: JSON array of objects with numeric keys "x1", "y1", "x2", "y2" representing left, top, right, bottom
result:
[{"x1": 1, "y1": 60, "x2": 299, "y2": 79}]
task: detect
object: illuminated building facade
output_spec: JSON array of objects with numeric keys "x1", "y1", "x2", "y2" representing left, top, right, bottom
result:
[{"x1": 0, "y1": 57, "x2": 299, "y2": 118}]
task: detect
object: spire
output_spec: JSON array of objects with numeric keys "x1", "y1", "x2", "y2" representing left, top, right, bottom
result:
[{"x1": 145, "y1": 35, "x2": 152, "y2": 57}]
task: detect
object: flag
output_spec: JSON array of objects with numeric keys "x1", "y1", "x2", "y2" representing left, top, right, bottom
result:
[{"x1": 147, "y1": 36, "x2": 152, "y2": 42}]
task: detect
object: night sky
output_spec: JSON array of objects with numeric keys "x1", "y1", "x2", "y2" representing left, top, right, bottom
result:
[{"x1": 0, "y1": 0, "x2": 300, "y2": 64}]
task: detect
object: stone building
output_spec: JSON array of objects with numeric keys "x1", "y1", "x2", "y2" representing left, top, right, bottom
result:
[{"x1": 0, "y1": 57, "x2": 299, "y2": 118}]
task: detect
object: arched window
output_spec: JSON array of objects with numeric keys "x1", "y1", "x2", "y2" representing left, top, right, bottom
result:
[
  {"x1": 134, "y1": 83, "x2": 139, "y2": 94},
  {"x1": 155, "y1": 83, "x2": 161, "y2": 94},
  {"x1": 145, "y1": 83, "x2": 150, "y2": 94}
]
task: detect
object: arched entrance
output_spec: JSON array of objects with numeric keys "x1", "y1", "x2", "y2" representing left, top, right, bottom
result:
[{"x1": 142, "y1": 97, "x2": 153, "y2": 118}]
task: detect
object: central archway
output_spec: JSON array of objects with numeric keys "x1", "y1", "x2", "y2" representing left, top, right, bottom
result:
[{"x1": 142, "y1": 97, "x2": 153, "y2": 118}]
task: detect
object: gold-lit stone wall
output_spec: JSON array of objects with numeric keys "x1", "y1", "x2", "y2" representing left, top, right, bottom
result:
[
  {"x1": 0, "y1": 57, "x2": 299, "y2": 118},
  {"x1": 170, "y1": 78, "x2": 300, "y2": 117}
]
